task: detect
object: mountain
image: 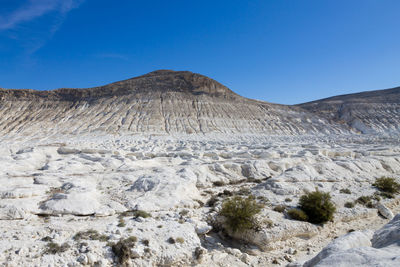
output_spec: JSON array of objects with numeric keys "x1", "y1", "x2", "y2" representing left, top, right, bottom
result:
[
  {"x1": 0, "y1": 70, "x2": 347, "y2": 137},
  {"x1": 298, "y1": 86, "x2": 400, "y2": 134}
]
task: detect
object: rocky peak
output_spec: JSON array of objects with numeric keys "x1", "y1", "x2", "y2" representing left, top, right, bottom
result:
[{"x1": 0, "y1": 70, "x2": 238, "y2": 101}]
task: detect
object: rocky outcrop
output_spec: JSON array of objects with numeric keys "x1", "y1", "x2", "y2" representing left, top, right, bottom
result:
[
  {"x1": 0, "y1": 70, "x2": 348, "y2": 137},
  {"x1": 303, "y1": 214, "x2": 400, "y2": 267}
]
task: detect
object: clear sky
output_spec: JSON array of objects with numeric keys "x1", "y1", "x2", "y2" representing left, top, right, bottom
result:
[{"x1": 1, "y1": 0, "x2": 399, "y2": 104}]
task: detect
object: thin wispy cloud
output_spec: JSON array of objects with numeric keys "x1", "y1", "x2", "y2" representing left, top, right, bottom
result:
[
  {"x1": 0, "y1": 0, "x2": 85, "y2": 53},
  {"x1": 0, "y1": 0, "x2": 83, "y2": 30}
]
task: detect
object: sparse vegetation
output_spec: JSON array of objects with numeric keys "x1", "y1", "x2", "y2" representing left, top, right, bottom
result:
[
  {"x1": 176, "y1": 237, "x2": 185, "y2": 244},
  {"x1": 132, "y1": 210, "x2": 151, "y2": 218},
  {"x1": 344, "y1": 202, "x2": 355, "y2": 208},
  {"x1": 44, "y1": 242, "x2": 70, "y2": 254},
  {"x1": 373, "y1": 177, "x2": 400, "y2": 194},
  {"x1": 111, "y1": 237, "x2": 137, "y2": 265},
  {"x1": 73, "y1": 229, "x2": 109, "y2": 242},
  {"x1": 118, "y1": 218, "x2": 126, "y2": 227},
  {"x1": 261, "y1": 218, "x2": 274, "y2": 228},
  {"x1": 340, "y1": 188, "x2": 351, "y2": 194},
  {"x1": 213, "y1": 181, "x2": 225, "y2": 187},
  {"x1": 217, "y1": 190, "x2": 233, "y2": 197},
  {"x1": 299, "y1": 190, "x2": 336, "y2": 224},
  {"x1": 285, "y1": 198, "x2": 292, "y2": 202},
  {"x1": 287, "y1": 208, "x2": 308, "y2": 221},
  {"x1": 219, "y1": 195, "x2": 263, "y2": 233},
  {"x1": 273, "y1": 205, "x2": 286, "y2": 213},
  {"x1": 378, "y1": 191, "x2": 395, "y2": 199},
  {"x1": 41, "y1": 236, "x2": 53, "y2": 242},
  {"x1": 356, "y1": 195, "x2": 374, "y2": 208},
  {"x1": 119, "y1": 210, "x2": 152, "y2": 218},
  {"x1": 236, "y1": 187, "x2": 251, "y2": 196},
  {"x1": 179, "y1": 209, "x2": 189, "y2": 216}
]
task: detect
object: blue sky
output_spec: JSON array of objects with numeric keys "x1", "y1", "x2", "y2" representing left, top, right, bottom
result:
[{"x1": 0, "y1": 0, "x2": 399, "y2": 104}]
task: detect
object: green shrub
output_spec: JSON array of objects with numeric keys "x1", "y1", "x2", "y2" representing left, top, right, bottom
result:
[
  {"x1": 133, "y1": 210, "x2": 151, "y2": 218},
  {"x1": 285, "y1": 198, "x2": 292, "y2": 202},
  {"x1": 340, "y1": 188, "x2": 351, "y2": 194},
  {"x1": 117, "y1": 218, "x2": 126, "y2": 227},
  {"x1": 41, "y1": 236, "x2": 53, "y2": 242},
  {"x1": 179, "y1": 209, "x2": 189, "y2": 216},
  {"x1": 378, "y1": 191, "x2": 395, "y2": 199},
  {"x1": 213, "y1": 181, "x2": 225, "y2": 187},
  {"x1": 287, "y1": 208, "x2": 308, "y2": 221},
  {"x1": 44, "y1": 242, "x2": 70, "y2": 254},
  {"x1": 111, "y1": 237, "x2": 137, "y2": 265},
  {"x1": 344, "y1": 202, "x2": 355, "y2": 208},
  {"x1": 73, "y1": 229, "x2": 109, "y2": 242},
  {"x1": 273, "y1": 205, "x2": 286, "y2": 213},
  {"x1": 299, "y1": 190, "x2": 336, "y2": 224},
  {"x1": 356, "y1": 195, "x2": 373, "y2": 208},
  {"x1": 176, "y1": 237, "x2": 184, "y2": 244},
  {"x1": 219, "y1": 195, "x2": 263, "y2": 233},
  {"x1": 373, "y1": 177, "x2": 400, "y2": 194},
  {"x1": 236, "y1": 187, "x2": 251, "y2": 196}
]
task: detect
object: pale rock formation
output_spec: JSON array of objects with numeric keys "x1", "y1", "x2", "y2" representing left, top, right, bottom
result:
[{"x1": 303, "y1": 214, "x2": 400, "y2": 267}]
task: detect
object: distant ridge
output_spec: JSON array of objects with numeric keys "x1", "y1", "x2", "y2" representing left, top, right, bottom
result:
[
  {"x1": 298, "y1": 86, "x2": 400, "y2": 134},
  {"x1": 0, "y1": 70, "x2": 348, "y2": 137}
]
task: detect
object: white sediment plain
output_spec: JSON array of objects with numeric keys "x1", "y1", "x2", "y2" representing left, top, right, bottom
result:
[{"x1": 0, "y1": 133, "x2": 399, "y2": 266}]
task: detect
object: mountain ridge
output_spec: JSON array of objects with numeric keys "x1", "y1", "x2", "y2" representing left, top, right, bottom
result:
[{"x1": 1, "y1": 70, "x2": 399, "y2": 136}]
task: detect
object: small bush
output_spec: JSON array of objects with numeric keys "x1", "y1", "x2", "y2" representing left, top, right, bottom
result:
[
  {"x1": 219, "y1": 190, "x2": 233, "y2": 197},
  {"x1": 117, "y1": 218, "x2": 126, "y2": 227},
  {"x1": 111, "y1": 237, "x2": 137, "y2": 265},
  {"x1": 142, "y1": 239, "x2": 150, "y2": 246},
  {"x1": 378, "y1": 191, "x2": 395, "y2": 199},
  {"x1": 262, "y1": 218, "x2": 274, "y2": 228},
  {"x1": 133, "y1": 210, "x2": 151, "y2": 218},
  {"x1": 356, "y1": 196, "x2": 373, "y2": 208},
  {"x1": 373, "y1": 177, "x2": 400, "y2": 194},
  {"x1": 287, "y1": 209, "x2": 308, "y2": 221},
  {"x1": 179, "y1": 209, "x2": 189, "y2": 216},
  {"x1": 213, "y1": 181, "x2": 225, "y2": 187},
  {"x1": 44, "y1": 242, "x2": 70, "y2": 254},
  {"x1": 176, "y1": 237, "x2": 184, "y2": 244},
  {"x1": 273, "y1": 205, "x2": 286, "y2": 213},
  {"x1": 299, "y1": 190, "x2": 336, "y2": 224},
  {"x1": 74, "y1": 229, "x2": 109, "y2": 242},
  {"x1": 340, "y1": 188, "x2": 351, "y2": 194},
  {"x1": 219, "y1": 195, "x2": 263, "y2": 233},
  {"x1": 41, "y1": 236, "x2": 53, "y2": 242},
  {"x1": 167, "y1": 237, "x2": 176, "y2": 244},
  {"x1": 344, "y1": 202, "x2": 355, "y2": 208},
  {"x1": 372, "y1": 193, "x2": 381, "y2": 201},
  {"x1": 285, "y1": 198, "x2": 292, "y2": 202},
  {"x1": 236, "y1": 188, "x2": 251, "y2": 196}
]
